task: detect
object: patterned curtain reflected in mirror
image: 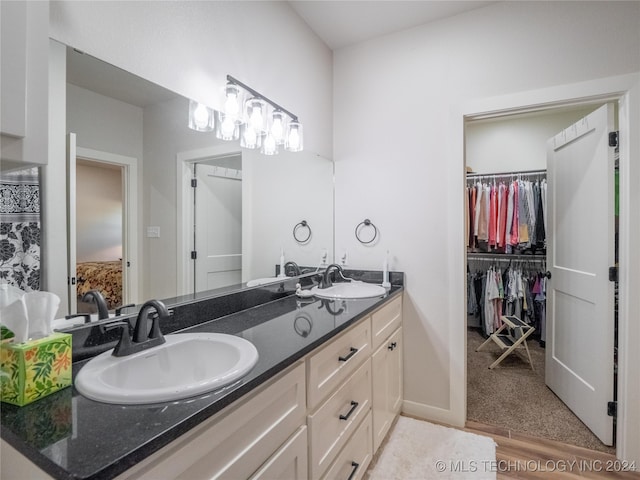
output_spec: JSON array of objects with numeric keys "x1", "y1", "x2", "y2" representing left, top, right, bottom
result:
[{"x1": 0, "y1": 167, "x2": 41, "y2": 292}]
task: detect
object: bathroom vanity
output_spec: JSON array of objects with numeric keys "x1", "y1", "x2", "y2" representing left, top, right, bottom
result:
[{"x1": 1, "y1": 276, "x2": 403, "y2": 480}]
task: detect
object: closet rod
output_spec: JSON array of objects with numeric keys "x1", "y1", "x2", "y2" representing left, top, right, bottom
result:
[
  {"x1": 466, "y1": 169, "x2": 546, "y2": 180},
  {"x1": 467, "y1": 253, "x2": 546, "y2": 262}
]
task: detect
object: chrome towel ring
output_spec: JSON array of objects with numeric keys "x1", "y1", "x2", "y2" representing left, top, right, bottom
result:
[
  {"x1": 355, "y1": 219, "x2": 378, "y2": 245},
  {"x1": 293, "y1": 220, "x2": 312, "y2": 243}
]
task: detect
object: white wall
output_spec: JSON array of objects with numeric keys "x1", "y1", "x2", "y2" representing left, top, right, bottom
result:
[
  {"x1": 244, "y1": 150, "x2": 334, "y2": 281},
  {"x1": 466, "y1": 107, "x2": 596, "y2": 173},
  {"x1": 67, "y1": 84, "x2": 144, "y2": 160},
  {"x1": 76, "y1": 163, "x2": 122, "y2": 262},
  {"x1": 333, "y1": 1, "x2": 640, "y2": 451}
]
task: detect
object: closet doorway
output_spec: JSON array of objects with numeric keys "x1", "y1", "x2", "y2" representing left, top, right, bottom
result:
[{"x1": 464, "y1": 101, "x2": 619, "y2": 454}]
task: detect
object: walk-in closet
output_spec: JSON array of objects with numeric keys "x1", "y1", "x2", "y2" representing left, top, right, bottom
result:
[{"x1": 465, "y1": 104, "x2": 618, "y2": 454}]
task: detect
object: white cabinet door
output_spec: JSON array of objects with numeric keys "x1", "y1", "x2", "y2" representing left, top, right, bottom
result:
[
  {"x1": 545, "y1": 103, "x2": 615, "y2": 445},
  {"x1": 372, "y1": 327, "x2": 403, "y2": 452}
]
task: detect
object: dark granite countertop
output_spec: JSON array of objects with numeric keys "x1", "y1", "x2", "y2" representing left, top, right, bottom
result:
[{"x1": 1, "y1": 284, "x2": 403, "y2": 480}]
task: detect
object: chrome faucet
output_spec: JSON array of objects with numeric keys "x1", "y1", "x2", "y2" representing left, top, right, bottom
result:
[
  {"x1": 319, "y1": 264, "x2": 344, "y2": 289},
  {"x1": 103, "y1": 299, "x2": 169, "y2": 357},
  {"x1": 81, "y1": 290, "x2": 110, "y2": 320}
]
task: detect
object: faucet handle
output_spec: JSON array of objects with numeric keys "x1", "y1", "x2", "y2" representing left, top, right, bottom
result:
[
  {"x1": 100, "y1": 321, "x2": 133, "y2": 357},
  {"x1": 115, "y1": 303, "x2": 136, "y2": 316},
  {"x1": 65, "y1": 313, "x2": 92, "y2": 324}
]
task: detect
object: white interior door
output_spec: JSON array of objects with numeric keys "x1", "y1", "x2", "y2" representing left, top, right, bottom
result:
[
  {"x1": 66, "y1": 133, "x2": 77, "y2": 312},
  {"x1": 194, "y1": 164, "x2": 242, "y2": 292},
  {"x1": 545, "y1": 103, "x2": 615, "y2": 445}
]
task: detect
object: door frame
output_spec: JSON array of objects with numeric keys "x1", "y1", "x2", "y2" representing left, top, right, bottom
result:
[
  {"x1": 456, "y1": 73, "x2": 640, "y2": 460},
  {"x1": 176, "y1": 144, "x2": 242, "y2": 296},
  {"x1": 75, "y1": 147, "x2": 139, "y2": 306}
]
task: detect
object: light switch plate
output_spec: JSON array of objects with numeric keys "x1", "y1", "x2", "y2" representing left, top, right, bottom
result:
[{"x1": 147, "y1": 226, "x2": 160, "y2": 238}]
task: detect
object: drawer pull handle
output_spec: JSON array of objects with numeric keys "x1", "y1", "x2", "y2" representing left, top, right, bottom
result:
[
  {"x1": 347, "y1": 461, "x2": 360, "y2": 480},
  {"x1": 339, "y1": 347, "x2": 358, "y2": 362},
  {"x1": 339, "y1": 401, "x2": 359, "y2": 421},
  {"x1": 388, "y1": 341, "x2": 397, "y2": 351}
]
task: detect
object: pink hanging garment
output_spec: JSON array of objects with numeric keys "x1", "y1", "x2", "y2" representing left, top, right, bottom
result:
[
  {"x1": 497, "y1": 183, "x2": 508, "y2": 248},
  {"x1": 488, "y1": 184, "x2": 498, "y2": 247}
]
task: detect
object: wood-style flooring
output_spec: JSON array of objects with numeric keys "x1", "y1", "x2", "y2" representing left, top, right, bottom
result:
[{"x1": 464, "y1": 420, "x2": 640, "y2": 479}]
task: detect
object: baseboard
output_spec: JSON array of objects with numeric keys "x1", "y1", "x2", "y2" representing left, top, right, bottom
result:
[{"x1": 402, "y1": 400, "x2": 464, "y2": 428}]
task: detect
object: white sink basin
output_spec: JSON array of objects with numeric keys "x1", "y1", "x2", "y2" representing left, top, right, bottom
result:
[
  {"x1": 75, "y1": 333, "x2": 259, "y2": 404},
  {"x1": 310, "y1": 282, "x2": 387, "y2": 299}
]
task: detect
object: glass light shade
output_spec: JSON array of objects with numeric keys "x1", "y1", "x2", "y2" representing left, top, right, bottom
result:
[
  {"x1": 188, "y1": 100, "x2": 215, "y2": 132},
  {"x1": 245, "y1": 98, "x2": 267, "y2": 133},
  {"x1": 270, "y1": 110, "x2": 287, "y2": 145},
  {"x1": 285, "y1": 120, "x2": 304, "y2": 152},
  {"x1": 216, "y1": 111, "x2": 239, "y2": 141},
  {"x1": 261, "y1": 132, "x2": 279, "y2": 156},
  {"x1": 223, "y1": 83, "x2": 242, "y2": 122},
  {"x1": 240, "y1": 124, "x2": 262, "y2": 149}
]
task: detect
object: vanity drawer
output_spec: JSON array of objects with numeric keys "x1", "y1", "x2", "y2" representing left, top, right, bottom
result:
[
  {"x1": 371, "y1": 295, "x2": 402, "y2": 351},
  {"x1": 308, "y1": 359, "x2": 372, "y2": 480},
  {"x1": 249, "y1": 426, "x2": 308, "y2": 480},
  {"x1": 320, "y1": 411, "x2": 373, "y2": 480},
  {"x1": 307, "y1": 318, "x2": 371, "y2": 409},
  {"x1": 122, "y1": 362, "x2": 306, "y2": 480}
]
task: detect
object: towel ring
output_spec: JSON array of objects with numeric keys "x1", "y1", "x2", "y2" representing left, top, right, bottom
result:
[
  {"x1": 355, "y1": 219, "x2": 378, "y2": 245},
  {"x1": 293, "y1": 220, "x2": 312, "y2": 243},
  {"x1": 293, "y1": 313, "x2": 313, "y2": 338}
]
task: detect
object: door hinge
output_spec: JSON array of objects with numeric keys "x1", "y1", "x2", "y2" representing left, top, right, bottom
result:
[
  {"x1": 191, "y1": 178, "x2": 197, "y2": 188},
  {"x1": 609, "y1": 131, "x2": 619, "y2": 147},
  {"x1": 608, "y1": 401, "x2": 617, "y2": 418},
  {"x1": 609, "y1": 266, "x2": 618, "y2": 282},
  {"x1": 68, "y1": 276, "x2": 76, "y2": 285},
  {"x1": 126, "y1": 261, "x2": 131, "y2": 267},
  {"x1": 190, "y1": 251, "x2": 197, "y2": 260}
]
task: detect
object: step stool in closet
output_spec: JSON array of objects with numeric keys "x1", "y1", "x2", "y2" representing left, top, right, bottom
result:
[{"x1": 476, "y1": 315, "x2": 535, "y2": 370}]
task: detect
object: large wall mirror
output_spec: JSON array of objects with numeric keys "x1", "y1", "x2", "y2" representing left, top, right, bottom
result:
[{"x1": 53, "y1": 41, "x2": 334, "y2": 322}]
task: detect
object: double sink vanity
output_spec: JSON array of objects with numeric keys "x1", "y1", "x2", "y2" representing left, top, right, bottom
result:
[{"x1": 1, "y1": 271, "x2": 403, "y2": 480}]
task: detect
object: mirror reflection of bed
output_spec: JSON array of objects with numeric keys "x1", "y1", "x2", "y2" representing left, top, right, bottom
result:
[{"x1": 75, "y1": 159, "x2": 124, "y2": 312}]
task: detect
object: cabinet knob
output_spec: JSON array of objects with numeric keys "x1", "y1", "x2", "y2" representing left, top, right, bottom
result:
[{"x1": 388, "y1": 341, "x2": 397, "y2": 351}]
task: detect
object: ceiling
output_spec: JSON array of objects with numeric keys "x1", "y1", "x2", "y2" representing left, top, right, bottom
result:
[{"x1": 288, "y1": 1, "x2": 497, "y2": 50}]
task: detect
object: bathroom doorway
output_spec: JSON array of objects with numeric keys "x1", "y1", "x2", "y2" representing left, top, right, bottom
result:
[
  {"x1": 192, "y1": 155, "x2": 243, "y2": 293},
  {"x1": 66, "y1": 136, "x2": 139, "y2": 313},
  {"x1": 464, "y1": 97, "x2": 623, "y2": 454}
]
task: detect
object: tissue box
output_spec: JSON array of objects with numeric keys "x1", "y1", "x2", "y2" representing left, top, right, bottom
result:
[{"x1": 1, "y1": 333, "x2": 72, "y2": 406}]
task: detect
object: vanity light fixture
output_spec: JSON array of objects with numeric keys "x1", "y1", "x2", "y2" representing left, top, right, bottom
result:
[
  {"x1": 223, "y1": 82, "x2": 242, "y2": 122},
  {"x1": 224, "y1": 75, "x2": 304, "y2": 154},
  {"x1": 188, "y1": 100, "x2": 215, "y2": 132},
  {"x1": 261, "y1": 132, "x2": 279, "y2": 156},
  {"x1": 285, "y1": 120, "x2": 303, "y2": 153},
  {"x1": 240, "y1": 123, "x2": 261, "y2": 149},
  {"x1": 271, "y1": 110, "x2": 287, "y2": 145},
  {"x1": 216, "y1": 111, "x2": 239, "y2": 141}
]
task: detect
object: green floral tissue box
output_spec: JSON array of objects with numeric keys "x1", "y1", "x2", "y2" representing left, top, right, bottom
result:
[{"x1": 1, "y1": 332, "x2": 72, "y2": 406}]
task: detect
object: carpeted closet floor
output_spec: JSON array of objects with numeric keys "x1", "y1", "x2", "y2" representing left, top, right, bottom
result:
[{"x1": 467, "y1": 327, "x2": 616, "y2": 454}]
